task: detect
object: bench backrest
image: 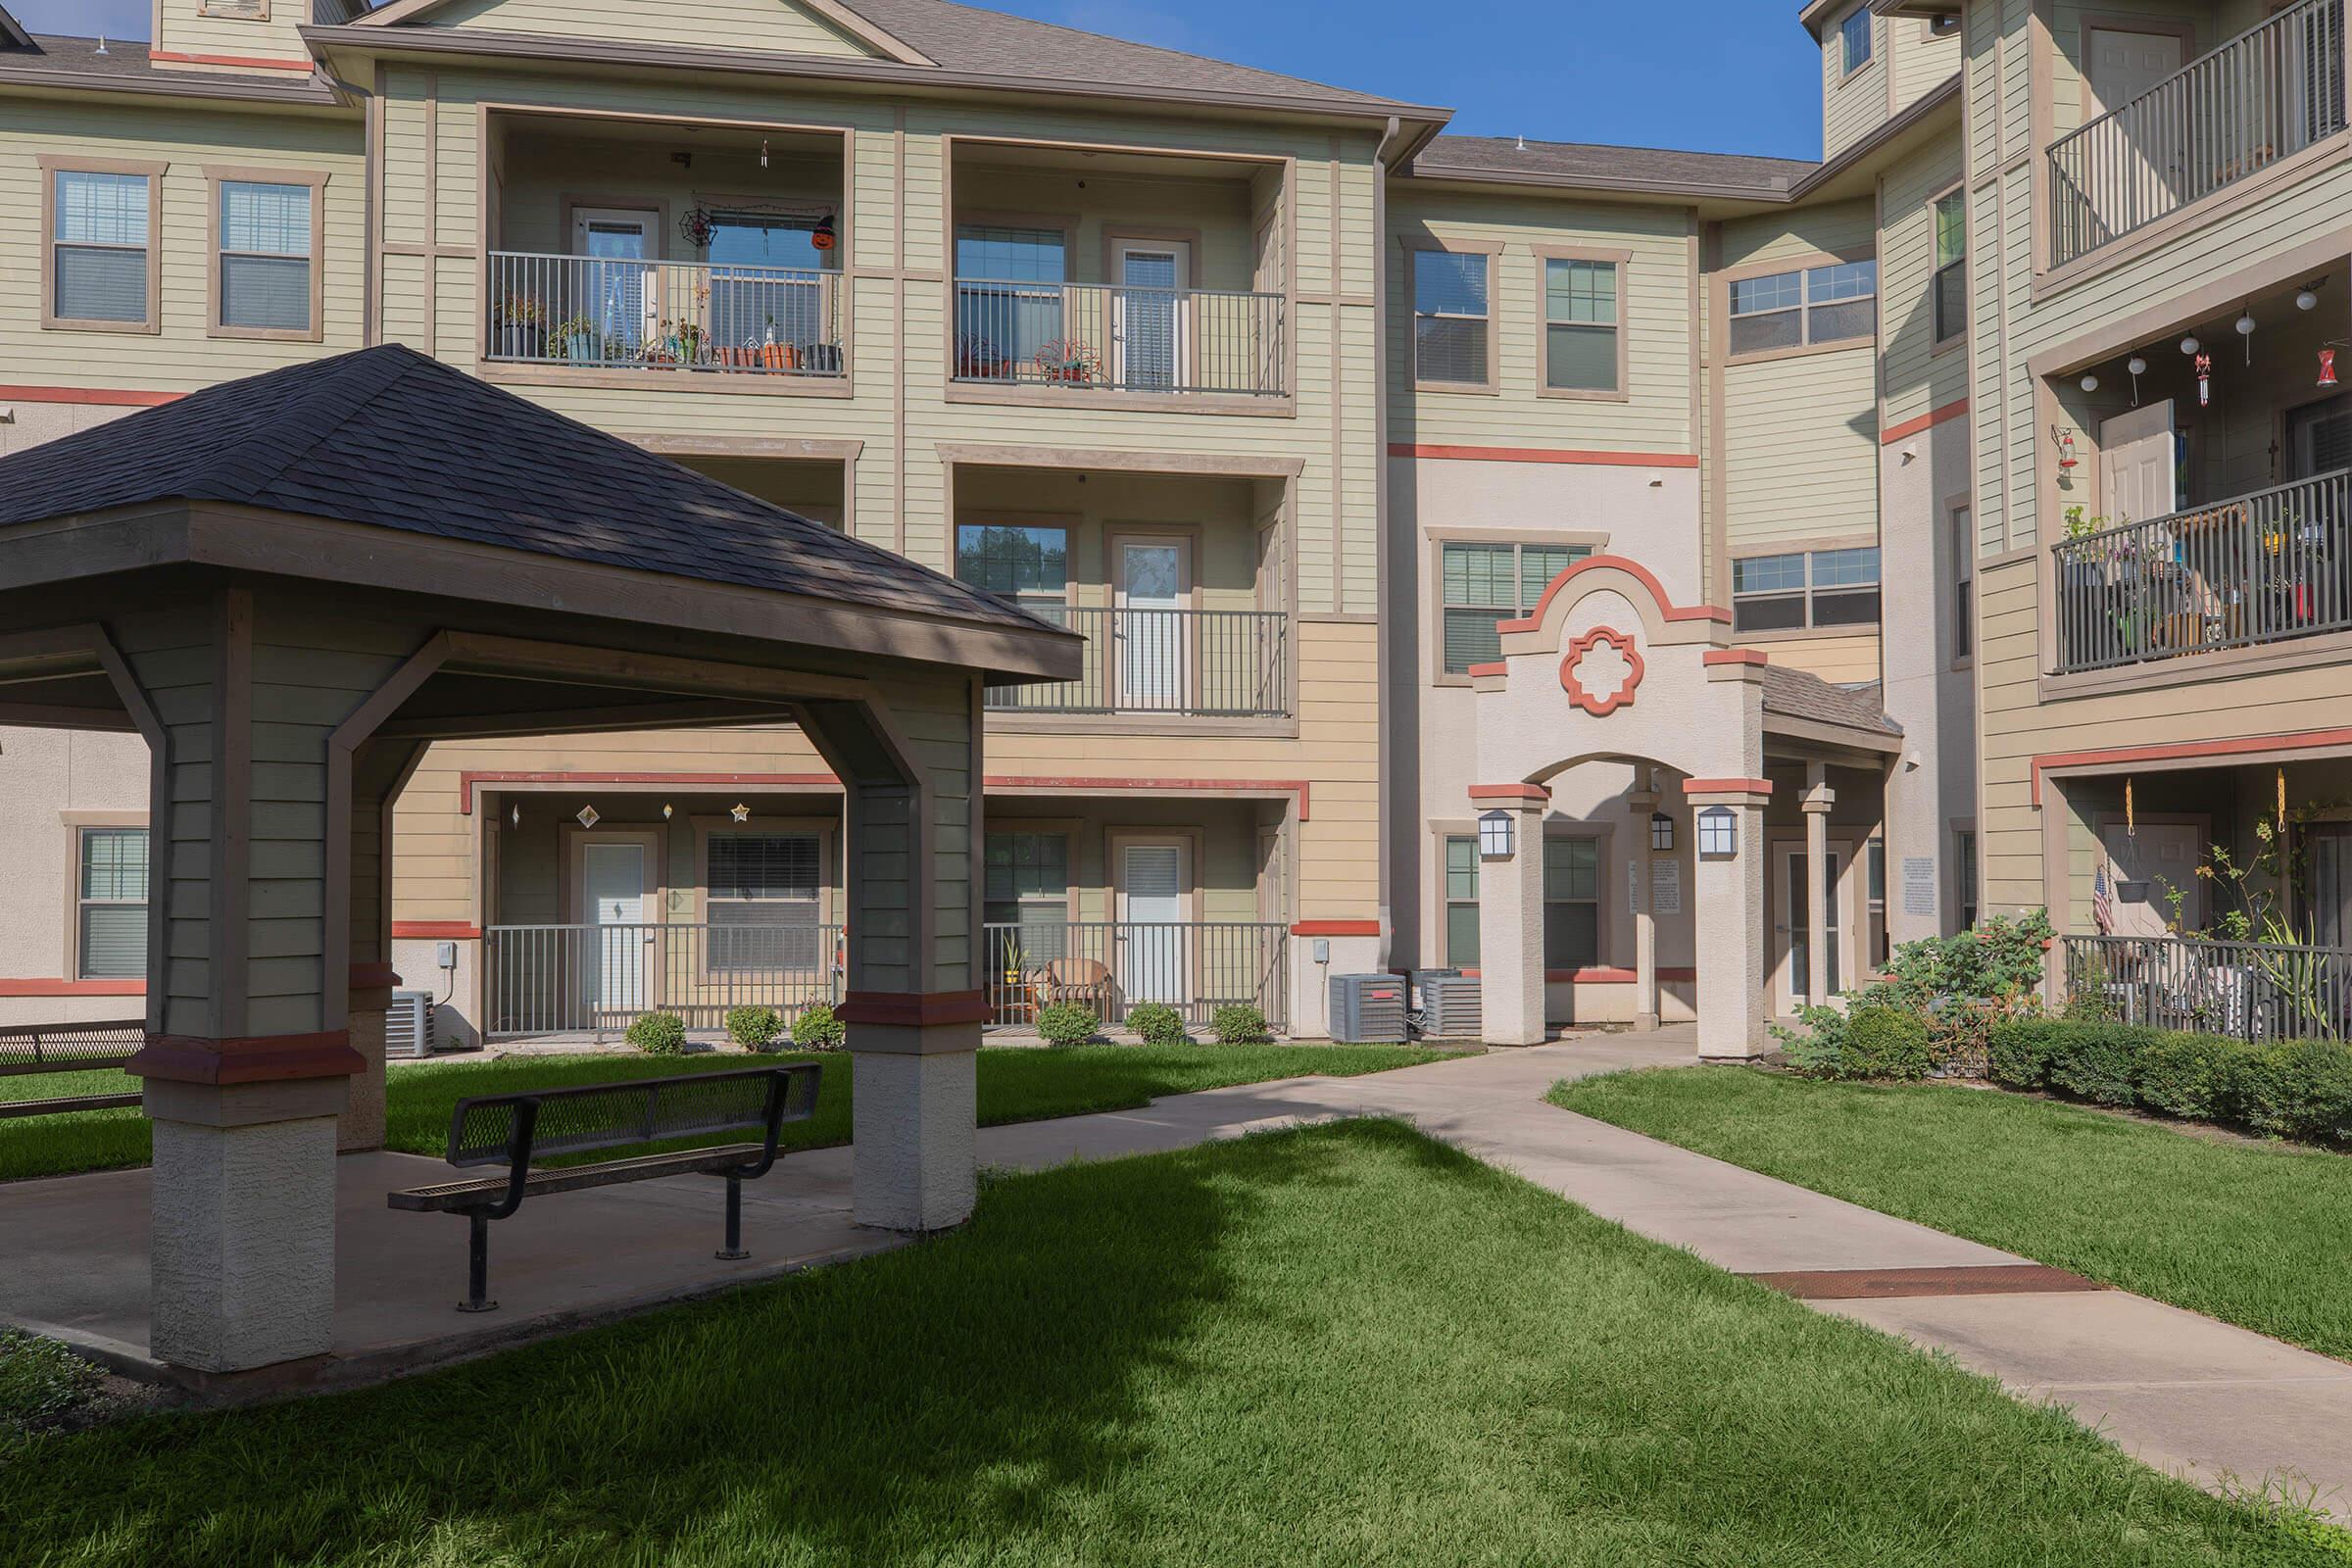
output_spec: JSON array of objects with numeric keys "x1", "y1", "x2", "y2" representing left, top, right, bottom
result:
[
  {"x1": 445, "y1": 1063, "x2": 822, "y2": 1167},
  {"x1": 0, "y1": 1019, "x2": 145, "y2": 1079}
]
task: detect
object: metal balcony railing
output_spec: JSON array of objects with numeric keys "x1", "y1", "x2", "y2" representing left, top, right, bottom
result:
[
  {"x1": 953, "y1": 278, "x2": 1288, "y2": 396},
  {"x1": 981, "y1": 921, "x2": 1290, "y2": 1032},
  {"x1": 2050, "y1": 467, "x2": 2352, "y2": 672},
  {"x1": 485, "y1": 251, "x2": 844, "y2": 376},
  {"x1": 485, "y1": 922, "x2": 843, "y2": 1041},
  {"x1": 2061, "y1": 933, "x2": 2352, "y2": 1040},
  {"x1": 982, "y1": 606, "x2": 1289, "y2": 716},
  {"x1": 2048, "y1": 0, "x2": 2347, "y2": 268}
]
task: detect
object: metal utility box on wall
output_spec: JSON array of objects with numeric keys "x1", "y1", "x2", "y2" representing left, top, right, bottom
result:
[{"x1": 1328, "y1": 973, "x2": 1408, "y2": 1044}]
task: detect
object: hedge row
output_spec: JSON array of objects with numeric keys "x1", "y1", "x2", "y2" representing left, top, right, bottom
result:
[{"x1": 1989, "y1": 1018, "x2": 2352, "y2": 1144}]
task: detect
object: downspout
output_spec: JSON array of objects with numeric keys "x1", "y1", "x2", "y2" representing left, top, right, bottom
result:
[{"x1": 1373, "y1": 114, "x2": 1402, "y2": 970}]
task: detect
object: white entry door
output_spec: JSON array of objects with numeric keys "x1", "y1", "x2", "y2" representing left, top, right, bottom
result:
[
  {"x1": 1112, "y1": 239, "x2": 1190, "y2": 391},
  {"x1": 1118, "y1": 539, "x2": 1190, "y2": 710},
  {"x1": 1774, "y1": 846, "x2": 1846, "y2": 1012},
  {"x1": 2100, "y1": 821, "x2": 2203, "y2": 937},
  {"x1": 582, "y1": 841, "x2": 651, "y2": 1017},
  {"x1": 2086, "y1": 28, "x2": 2186, "y2": 227},
  {"x1": 2099, "y1": 401, "x2": 2177, "y2": 527},
  {"x1": 571, "y1": 207, "x2": 658, "y2": 353},
  {"x1": 1119, "y1": 841, "x2": 1191, "y2": 1005}
]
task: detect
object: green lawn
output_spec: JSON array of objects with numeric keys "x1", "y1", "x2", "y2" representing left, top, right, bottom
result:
[
  {"x1": 1, "y1": 1118, "x2": 2325, "y2": 1566},
  {"x1": 1553, "y1": 1066, "x2": 2352, "y2": 1361},
  {"x1": 0, "y1": 1043, "x2": 1451, "y2": 1183}
]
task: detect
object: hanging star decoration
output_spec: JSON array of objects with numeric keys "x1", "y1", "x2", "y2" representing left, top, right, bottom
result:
[{"x1": 730, "y1": 803, "x2": 752, "y2": 824}]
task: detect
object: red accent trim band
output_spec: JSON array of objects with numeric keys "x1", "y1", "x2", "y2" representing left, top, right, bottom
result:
[
  {"x1": 148, "y1": 48, "x2": 316, "y2": 71},
  {"x1": 1467, "y1": 783, "x2": 1550, "y2": 803},
  {"x1": 0, "y1": 978, "x2": 144, "y2": 997},
  {"x1": 0, "y1": 385, "x2": 182, "y2": 407},
  {"x1": 1464, "y1": 662, "x2": 1506, "y2": 677},
  {"x1": 1684, "y1": 777, "x2": 1774, "y2": 796},
  {"x1": 1881, "y1": 396, "x2": 1970, "y2": 445},
  {"x1": 987, "y1": 776, "x2": 1312, "y2": 821},
  {"x1": 1497, "y1": 555, "x2": 1734, "y2": 634},
  {"x1": 837, "y1": 989, "x2": 990, "y2": 1027},
  {"x1": 1461, "y1": 967, "x2": 1699, "y2": 984},
  {"x1": 1390, "y1": 442, "x2": 1700, "y2": 468},
  {"x1": 463, "y1": 771, "x2": 1313, "y2": 821},
  {"x1": 2030, "y1": 725, "x2": 2352, "y2": 806},
  {"x1": 1702, "y1": 649, "x2": 1769, "y2": 666},
  {"x1": 128, "y1": 1030, "x2": 365, "y2": 1085},
  {"x1": 1291, "y1": 919, "x2": 1381, "y2": 936},
  {"x1": 391, "y1": 921, "x2": 480, "y2": 940}
]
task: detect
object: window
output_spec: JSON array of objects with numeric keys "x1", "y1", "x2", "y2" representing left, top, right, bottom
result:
[
  {"x1": 956, "y1": 224, "x2": 1066, "y2": 368},
  {"x1": 1544, "y1": 257, "x2": 1621, "y2": 393},
  {"x1": 1413, "y1": 249, "x2": 1491, "y2": 387},
  {"x1": 1934, "y1": 189, "x2": 1967, "y2": 342},
  {"x1": 1841, "y1": 5, "x2": 1874, "y2": 73},
  {"x1": 1731, "y1": 547, "x2": 1882, "y2": 632},
  {"x1": 1441, "y1": 540, "x2": 1593, "y2": 672},
  {"x1": 50, "y1": 168, "x2": 153, "y2": 327},
  {"x1": 1867, "y1": 840, "x2": 1888, "y2": 967},
  {"x1": 986, "y1": 831, "x2": 1069, "y2": 962},
  {"x1": 76, "y1": 827, "x2": 149, "y2": 981},
  {"x1": 1444, "y1": 835, "x2": 1481, "y2": 967},
  {"x1": 217, "y1": 179, "x2": 314, "y2": 334},
  {"x1": 1950, "y1": 504, "x2": 1975, "y2": 659},
  {"x1": 1729, "y1": 259, "x2": 1877, "y2": 354},
  {"x1": 956, "y1": 523, "x2": 1069, "y2": 620},
  {"x1": 1543, "y1": 837, "x2": 1599, "y2": 970},
  {"x1": 706, "y1": 833, "x2": 820, "y2": 971},
  {"x1": 708, "y1": 211, "x2": 833, "y2": 352},
  {"x1": 1956, "y1": 829, "x2": 1979, "y2": 929}
]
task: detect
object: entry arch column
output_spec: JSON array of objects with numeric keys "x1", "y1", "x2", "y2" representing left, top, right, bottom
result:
[
  {"x1": 1687, "y1": 778, "x2": 1772, "y2": 1061},
  {"x1": 1469, "y1": 783, "x2": 1550, "y2": 1047}
]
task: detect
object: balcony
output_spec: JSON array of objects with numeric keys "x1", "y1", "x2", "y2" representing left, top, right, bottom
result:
[
  {"x1": 2048, "y1": 0, "x2": 2348, "y2": 270},
  {"x1": 984, "y1": 607, "x2": 1289, "y2": 716},
  {"x1": 2061, "y1": 933, "x2": 2352, "y2": 1039},
  {"x1": 485, "y1": 251, "x2": 843, "y2": 378},
  {"x1": 952, "y1": 279, "x2": 1287, "y2": 398},
  {"x1": 981, "y1": 920, "x2": 1291, "y2": 1032}
]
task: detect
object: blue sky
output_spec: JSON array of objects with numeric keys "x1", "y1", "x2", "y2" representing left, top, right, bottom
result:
[{"x1": 8, "y1": 0, "x2": 1824, "y2": 161}]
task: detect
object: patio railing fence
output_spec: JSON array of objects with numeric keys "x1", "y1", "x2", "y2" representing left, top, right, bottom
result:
[{"x1": 2059, "y1": 932, "x2": 2352, "y2": 1041}]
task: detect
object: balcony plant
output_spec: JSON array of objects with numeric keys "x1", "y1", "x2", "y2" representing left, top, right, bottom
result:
[
  {"x1": 550, "y1": 316, "x2": 600, "y2": 365},
  {"x1": 493, "y1": 292, "x2": 547, "y2": 361},
  {"x1": 1034, "y1": 338, "x2": 1100, "y2": 385}
]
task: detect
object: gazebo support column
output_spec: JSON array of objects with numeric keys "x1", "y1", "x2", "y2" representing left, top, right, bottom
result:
[
  {"x1": 1470, "y1": 785, "x2": 1550, "y2": 1047},
  {"x1": 1689, "y1": 780, "x2": 1771, "y2": 1061}
]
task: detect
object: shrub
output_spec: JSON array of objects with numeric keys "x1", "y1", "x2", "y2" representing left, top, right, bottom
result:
[
  {"x1": 1775, "y1": 1004, "x2": 1851, "y2": 1078},
  {"x1": 625, "y1": 1011, "x2": 686, "y2": 1055},
  {"x1": 724, "y1": 1005, "x2": 780, "y2": 1050},
  {"x1": 2135, "y1": 1031, "x2": 2244, "y2": 1122},
  {"x1": 791, "y1": 1004, "x2": 847, "y2": 1052},
  {"x1": 1843, "y1": 1005, "x2": 1932, "y2": 1080},
  {"x1": 0, "y1": 1330, "x2": 106, "y2": 1442},
  {"x1": 1989, "y1": 1018, "x2": 2352, "y2": 1147},
  {"x1": 1986, "y1": 1017, "x2": 2056, "y2": 1089},
  {"x1": 2237, "y1": 1039, "x2": 2352, "y2": 1143},
  {"x1": 1210, "y1": 1004, "x2": 1271, "y2": 1046},
  {"x1": 1126, "y1": 1002, "x2": 1189, "y2": 1046},
  {"x1": 1037, "y1": 1003, "x2": 1099, "y2": 1049},
  {"x1": 2041, "y1": 1020, "x2": 2147, "y2": 1106}
]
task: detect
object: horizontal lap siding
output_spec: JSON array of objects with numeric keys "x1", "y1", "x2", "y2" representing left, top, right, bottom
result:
[
  {"x1": 1823, "y1": 8, "x2": 1889, "y2": 160},
  {"x1": 1723, "y1": 346, "x2": 1878, "y2": 550},
  {"x1": 1892, "y1": 19, "x2": 1962, "y2": 117},
  {"x1": 155, "y1": 7, "x2": 311, "y2": 65},
  {"x1": 431, "y1": 0, "x2": 878, "y2": 55},
  {"x1": 1879, "y1": 139, "x2": 1964, "y2": 431}
]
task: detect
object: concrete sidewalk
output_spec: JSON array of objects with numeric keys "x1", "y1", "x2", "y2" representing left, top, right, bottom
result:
[{"x1": 899, "y1": 1030, "x2": 2352, "y2": 1517}]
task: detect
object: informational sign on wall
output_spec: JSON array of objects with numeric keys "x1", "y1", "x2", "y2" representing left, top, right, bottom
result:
[
  {"x1": 1651, "y1": 858, "x2": 1682, "y2": 917},
  {"x1": 1902, "y1": 857, "x2": 1938, "y2": 918},
  {"x1": 1627, "y1": 859, "x2": 1642, "y2": 914}
]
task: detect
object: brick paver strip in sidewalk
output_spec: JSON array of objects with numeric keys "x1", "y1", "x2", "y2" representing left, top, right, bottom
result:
[{"x1": 1744, "y1": 1263, "x2": 2106, "y2": 1299}]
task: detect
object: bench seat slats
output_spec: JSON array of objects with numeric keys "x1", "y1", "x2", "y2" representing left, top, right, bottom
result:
[
  {"x1": 388, "y1": 1142, "x2": 771, "y2": 1210},
  {"x1": 0, "y1": 1092, "x2": 142, "y2": 1120}
]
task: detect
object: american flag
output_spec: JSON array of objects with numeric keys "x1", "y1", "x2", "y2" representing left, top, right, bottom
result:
[{"x1": 2092, "y1": 862, "x2": 2115, "y2": 936}]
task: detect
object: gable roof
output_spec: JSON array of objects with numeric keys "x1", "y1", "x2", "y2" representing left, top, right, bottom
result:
[
  {"x1": 357, "y1": 0, "x2": 935, "y2": 65},
  {"x1": 1761, "y1": 667, "x2": 1902, "y2": 739},
  {"x1": 0, "y1": 32, "x2": 343, "y2": 103},
  {"x1": 0, "y1": 5, "x2": 31, "y2": 49},
  {"x1": 0, "y1": 344, "x2": 1064, "y2": 641}
]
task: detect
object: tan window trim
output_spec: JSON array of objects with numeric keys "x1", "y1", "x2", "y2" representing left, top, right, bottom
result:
[
  {"x1": 1836, "y1": 1, "x2": 1878, "y2": 81},
  {"x1": 1405, "y1": 238, "x2": 1501, "y2": 396},
  {"x1": 205, "y1": 165, "x2": 330, "y2": 345},
  {"x1": 1929, "y1": 180, "x2": 1967, "y2": 353},
  {"x1": 1428, "y1": 531, "x2": 1609, "y2": 687},
  {"x1": 62, "y1": 812, "x2": 150, "y2": 985},
  {"x1": 37, "y1": 156, "x2": 166, "y2": 336},
  {"x1": 1534, "y1": 244, "x2": 1632, "y2": 404},
  {"x1": 1721, "y1": 247, "x2": 1878, "y2": 367}
]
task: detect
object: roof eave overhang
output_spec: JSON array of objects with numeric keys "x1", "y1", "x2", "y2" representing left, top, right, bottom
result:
[
  {"x1": 1399, "y1": 163, "x2": 1805, "y2": 206},
  {"x1": 0, "y1": 501, "x2": 1085, "y2": 684},
  {"x1": 299, "y1": 24, "x2": 1453, "y2": 133},
  {"x1": 353, "y1": 0, "x2": 941, "y2": 66},
  {"x1": 1763, "y1": 711, "x2": 1905, "y2": 758},
  {"x1": 1783, "y1": 71, "x2": 1962, "y2": 199},
  {"x1": 0, "y1": 5, "x2": 32, "y2": 49},
  {"x1": 0, "y1": 58, "x2": 348, "y2": 108}
]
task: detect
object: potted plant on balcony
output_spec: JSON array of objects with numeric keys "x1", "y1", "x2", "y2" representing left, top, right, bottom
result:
[
  {"x1": 1035, "y1": 338, "x2": 1100, "y2": 385},
  {"x1": 551, "y1": 315, "x2": 600, "y2": 365},
  {"x1": 494, "y1": 293, "x2": 547, "y2": 360},
  {"x1": 760, "y1": 318, "x2": 794, "y2": 370},
  {"x1": 674, "y1": 319, "x2": 707, "y2": 366}
]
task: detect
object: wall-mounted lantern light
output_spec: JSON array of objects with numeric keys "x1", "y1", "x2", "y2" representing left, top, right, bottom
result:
[
  {"x1": 1478, "y1": 808, "x2": 1516, "y2": 860},
  {"x1": 1649, "y1": 811, "x2": 1675, "y2": 853},
  {"x1": 1697, "y1": 806, "x2": 1738, "y2": 858}
]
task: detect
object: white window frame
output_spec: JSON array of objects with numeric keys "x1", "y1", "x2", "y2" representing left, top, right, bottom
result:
[
  {"x1": 1409, "y1": 243, "x2": 1498, "y2": 392},
  {"x1": 1840, "y1": 5, "x2": 1875, "y2": 75},
  {"x1": 703, "y1": 829, "x2": 823, "y2": 975},
  {"x1": 72, "y1": 821, "x2": 150, "y2": 982},
  {"x1": 207, "y1": 167, "x2": 327, "y2": 344},
  {"x1": 1538, "y1": 248, "x2": 1628, "y2": 400},
  {"x1": 1542, "y1": 835, "x2": 1601, "y2": 972}
]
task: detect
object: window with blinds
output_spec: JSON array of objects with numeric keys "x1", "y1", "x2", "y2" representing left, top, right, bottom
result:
[
  {"x1": 219, "y1": 180, "x2": 313, "y2": 332},
  {"x1": 53, "y1": 170, "x2": 150, "y2": 325},
  {"x1": 1732, "y1": 547, "x2": 1881, "y2": 632},
  {"x1": 1413, "y1": 250, "x2": 1490, "y2": 386},
  {"x1": 77, "y1": 826, "x2": 148, "y2": 980},
  {"x1": 1543, "y1": 838, "x2": 1599, "y2": 970},
  {"x1": 985, "y1": 832, "x2": 1069, "y2": 961},
  {"x1": 1544, "y1": 258, "x2": 1619, "y2": 392},
  {"x1": 1443, "y1": 835, "x2": 1480, "y2": 967},
  {"x1": 1933, "y1": 190, "x2": 1967, "y2": 343},
  {"x1": 1729, "y1": 259, "x2": 1876, "y2": 354},
  {"x1": 1441, "y1": 541, "x2": 1592, "y2": 671},
  {"x1": 706, "y1": 833, "x2": 820, "y2": 971}
]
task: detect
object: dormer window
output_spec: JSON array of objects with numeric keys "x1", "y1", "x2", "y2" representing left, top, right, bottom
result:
[{"x1": 1840, "y1": 6, "x2": 1874, "y2": 74}]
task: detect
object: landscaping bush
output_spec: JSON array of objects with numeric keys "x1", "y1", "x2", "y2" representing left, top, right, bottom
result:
[
  {"x1": 2041, "y1": 1020, "x2": 2147, "y2": 1106},
  {"x1": 2236, "y1": 1039, "x2": 2352, "y2": 1143},
  {"x1": 724, "y1": 1005, "x2": 780, "y2": 1050},
  {"x1": 1775, "y1": 1004, "x2": 1850, "y2": 1078},
  {"x1": 1985, "y1": 1016, "x2": 2056, "y2": 1089},
  {"x1": 1210, "y1": 1004, "x2": 1271, "y2": 1046},
  {"x1": 2134, "y1": 1031, "x2": 2243, "y2": 1122},
  {"x1": 1126, "y1": 1002, "x2": 1189, "y2": 1046},
  {"x1": 1037, "y1": 1003, "x2": 1099, "y2": 1049},
  {"x1": 1990, "y1": 1017, "x2": 2352, "y2": 1147},
  {"x1": 625, "y1": 1011, "x2": 686, "y2": 1055},
  {"x1": 1843, "y1": 1005, "x2": 1932, "y2": 1080},
  {"x1": 791, "y1": 1004, "x2": 847, "y2": 1052}
]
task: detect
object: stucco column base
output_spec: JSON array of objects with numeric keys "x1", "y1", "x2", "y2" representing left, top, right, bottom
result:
[
  {"x1": 1690, "y1": 789, "x2": 1770, "y2": 1061},
  {"x1": 340, "y1": 1010, "x2": 388, "y2": 1153},
  {"x1": 144, "y1": 1076, "x2": 348, "y2": 1373},
  {"x1": 1471, "y1": 789, "x2": 1550, "y2": 1047},
  {"x1": 849, "y1": 1019, "x2": 979, "y2": 1232}
]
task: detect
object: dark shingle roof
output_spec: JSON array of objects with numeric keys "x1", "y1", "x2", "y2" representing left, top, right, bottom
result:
[
  {"x1": 1761, "y1": 667, "x2": 1902, "y2": 737},
  {"x1": 1414, "y1": 134, "x2": 1817, "y2": 194},
  {"x1": 0, "y1": 344, "x2": 1056, "y2": 636},
  {"x1": 0, "y1": 32, "x2": 340, "y2": 100}
]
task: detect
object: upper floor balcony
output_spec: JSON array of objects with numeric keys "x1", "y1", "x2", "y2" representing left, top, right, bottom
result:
[
  {"x1": 947, "y1": 141, "x2": 1291, "y2": 407},
  {"x1": 2048, "y1": 0, "x2": 2348, "y2": 270}
]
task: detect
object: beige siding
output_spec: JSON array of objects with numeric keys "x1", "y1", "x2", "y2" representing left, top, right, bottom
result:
[
  {"x1": 429, "y1": 0, "x2": 883, "y2": 57},
  {"x1": 1879, "y1": 137, "x2": 1965, "y2": 430},
  {"x1": 1722, "y1": 345, "x2": 1878, "y2": 550},
  {"x1": 1822, "y1": 1, "x2": 1890, "y2": 160},
  {"x1": 1762, "y1": 632, "x2": 1883, "y2": 685},
  {"x1": 1892, "y1": 16, "x2": 1963, "y2": 115},
  {"x1": 155, "y1": 1, "x2": 313, "y2": 66},
  {"x1": 1719, "y1": 199, "x2": 1874, "y2": 271}
]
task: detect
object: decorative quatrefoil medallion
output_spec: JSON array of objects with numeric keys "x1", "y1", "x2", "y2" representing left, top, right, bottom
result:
[{"x1": 1559, "y1": 626, "x2": 1644, "y2": 716}]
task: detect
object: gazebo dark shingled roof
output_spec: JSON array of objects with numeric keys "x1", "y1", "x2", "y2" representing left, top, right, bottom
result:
[
  {"x1": 0, "y1": 343, "x2": 1061, "y2": 637},
  {"x1": 1761, "y1": 666, "x2": 1903, "y2": 737}
]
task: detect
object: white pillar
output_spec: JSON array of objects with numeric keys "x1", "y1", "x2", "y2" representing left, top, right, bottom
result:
[
  {"x1": 1472, "y1": 786, "x2": 1549, "y2": 1047},
  {"x1": 1629, "y1": 789, "x2": 1660, "y2": 1032},
  {"x1": 1690, "y1": 783, "x2": 1771, "y2": 1060},
  {"x1": 848, "y1": 1020, "x2": 979, "y2": 1231},
  {"x1": 1802, "y1": 762, "x2": 1835, "y2": 1008}
]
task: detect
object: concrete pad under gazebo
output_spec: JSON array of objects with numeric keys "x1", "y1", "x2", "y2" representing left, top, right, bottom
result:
[{"x1": 0, "y1": 345, "x2": 1079, "y2": 1376}]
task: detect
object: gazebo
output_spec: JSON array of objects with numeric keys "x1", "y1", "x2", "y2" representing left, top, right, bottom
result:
[{"x1": 0, "y1": 345, "x2": 1079, "y2": 1374}]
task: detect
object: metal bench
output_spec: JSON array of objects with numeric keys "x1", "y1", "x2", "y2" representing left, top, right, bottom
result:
[
  {"x1": 387, "y1": 1063, "x2": 822, "y2": 1312},
  {"x1": 0, "y1": 1019, "x2": 146, "y2": 1119}
]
